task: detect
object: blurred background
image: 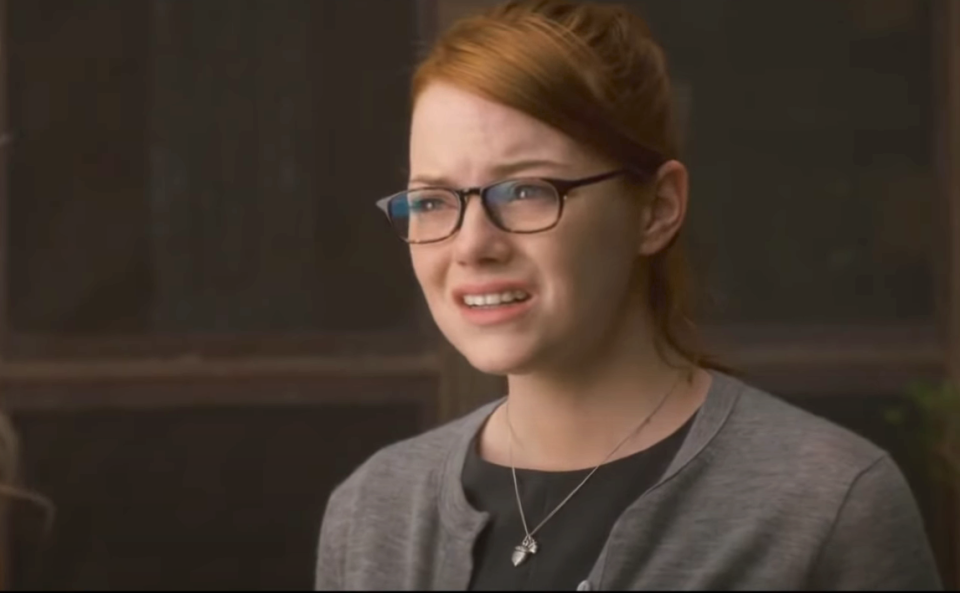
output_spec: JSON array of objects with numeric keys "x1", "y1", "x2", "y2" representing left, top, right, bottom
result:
[{"x1": 0, "y1": 0, "x2": 957, "y2": 589}]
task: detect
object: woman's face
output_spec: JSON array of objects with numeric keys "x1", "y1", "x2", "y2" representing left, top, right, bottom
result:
[{"x1": 408, "y1": 82, "x2": 677, "y2": 376}]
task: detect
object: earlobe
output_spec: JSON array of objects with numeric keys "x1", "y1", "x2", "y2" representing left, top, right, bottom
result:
[{"x1": 637, "y1": 160, "x2": 688, "y2": 256}]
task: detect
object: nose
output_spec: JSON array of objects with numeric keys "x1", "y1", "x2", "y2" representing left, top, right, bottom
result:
[{"x1": 451, "y1": 193, "x2": 512, "y2": 266}]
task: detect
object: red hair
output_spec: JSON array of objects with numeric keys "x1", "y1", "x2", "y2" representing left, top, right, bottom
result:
[{"x1": 413, "y1": 0, "x2": 728, "y2": 372}]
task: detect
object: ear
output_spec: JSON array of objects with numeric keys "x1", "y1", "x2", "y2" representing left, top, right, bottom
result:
[{"x1": 637, "y1": 160, "x2": 689, "y2": 256}]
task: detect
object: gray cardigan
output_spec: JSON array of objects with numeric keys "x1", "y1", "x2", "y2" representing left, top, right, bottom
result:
[{"x1": 315, "y1": 372, "x2": 942, "y2": 590}]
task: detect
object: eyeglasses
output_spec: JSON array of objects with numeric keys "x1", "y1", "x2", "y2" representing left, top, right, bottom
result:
[{"x1": 375, "y1": 169, "x2": 630, "y2": 244}]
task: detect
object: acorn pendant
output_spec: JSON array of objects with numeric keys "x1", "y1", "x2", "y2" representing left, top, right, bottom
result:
[{"x1": 511, "y1": 535, "x2": 539, "y2": 567}]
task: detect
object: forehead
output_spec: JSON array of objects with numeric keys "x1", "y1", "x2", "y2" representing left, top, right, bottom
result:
[{"x1": 409, "y1": 83, "x2": 592, "y2": 181}]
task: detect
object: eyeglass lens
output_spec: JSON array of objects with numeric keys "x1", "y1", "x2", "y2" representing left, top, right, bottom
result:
[{"x1": 388, "y1": 178, "x2": 561, "y2": 243}]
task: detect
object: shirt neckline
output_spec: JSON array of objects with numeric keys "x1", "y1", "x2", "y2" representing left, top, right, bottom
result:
[
  {"x1": 463, "y1": 408, "x2": 699, "y2": 479},
  {"x1": 436, "y1": 370, "x2": 744, "y2": 540}
]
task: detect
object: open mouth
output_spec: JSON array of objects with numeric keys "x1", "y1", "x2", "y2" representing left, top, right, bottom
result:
[{"x1": 461, "y1": 290, "x2": 531, "y2": 309}]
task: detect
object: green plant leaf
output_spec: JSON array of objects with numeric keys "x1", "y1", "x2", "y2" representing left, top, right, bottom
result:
[{"x1": 884, "y1": 407, "x2": 905, "y2": 426}]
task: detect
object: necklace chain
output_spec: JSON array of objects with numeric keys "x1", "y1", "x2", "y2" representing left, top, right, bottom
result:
[{"x1": 505, "y1": 374, "x2": 682, "y2": 566}]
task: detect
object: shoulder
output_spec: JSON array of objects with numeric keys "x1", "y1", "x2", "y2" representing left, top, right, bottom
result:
[
  {"x1": 710, "y1": 374, "x2": 889, "y2": 489},
  {"x1": 698, "y1": 375, "x2": 937, "y2": 579},
  {"x1": 325, "y1": 400, "x2": 498, "y2": 514},
  {"x1": 316, "y1": 401, "x2": 497, "y2": 588}
]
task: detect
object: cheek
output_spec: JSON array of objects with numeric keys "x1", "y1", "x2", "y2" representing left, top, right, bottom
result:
[{"x1": 545, "y1": 209, "x2": 640, "y2": 313}]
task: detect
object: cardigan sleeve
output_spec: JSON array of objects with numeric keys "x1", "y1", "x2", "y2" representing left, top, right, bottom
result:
[
  {"x1": 808, "y1": 455, "x2": 942, "y2": 591},
  {"x1": 315, "y1": 479, "x2": 355, "y2": 591}
]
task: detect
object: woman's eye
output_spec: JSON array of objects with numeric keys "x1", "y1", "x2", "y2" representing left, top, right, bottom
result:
[
  {"x1": 511, "y1": 184, "x2": 547, "y2": 200},
  {"x1": 513, "y1": 187, "x2": 533, "y2": 199},
  {"x1": 410, "y1": 199, "x2": 438, "y2": 212},
  {"x1": 409, "y1": 197, "x2": 452, "y2": 213}
]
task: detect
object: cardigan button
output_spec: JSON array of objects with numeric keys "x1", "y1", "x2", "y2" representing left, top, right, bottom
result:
[{"x1": 576, "y1": 580, "x2": 592, "y2": 591}]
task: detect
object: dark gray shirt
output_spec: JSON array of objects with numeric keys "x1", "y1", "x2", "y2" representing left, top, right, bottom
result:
[{"x1": 316, "y1": 372, "x2": 942, "y2": 590}]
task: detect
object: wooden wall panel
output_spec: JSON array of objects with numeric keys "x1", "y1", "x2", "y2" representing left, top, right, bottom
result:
[
  {"x1": 3, "y1": 377, "x2": 437, "y2": 590},
  {"x1": 3, "y1": 0, "x2": 424, "y2": 340},
  {"x1": 5, "y1": 0, "x2": 153, "y2": 335}
]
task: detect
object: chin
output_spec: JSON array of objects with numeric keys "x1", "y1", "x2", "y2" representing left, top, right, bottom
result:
[
  {"x1": 450, "y1": 334, "x2": 546, "y2": 376},
  {"x1": 432, "y1": 306, "x2": 563, "y2": 376},
  {"x1": 461, "y1": 352, "x2": 521, "y2": 376}
]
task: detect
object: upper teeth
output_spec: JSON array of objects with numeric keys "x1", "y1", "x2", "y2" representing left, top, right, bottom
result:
[{"x1": 463, "y1": 291, "x2": 529, "y2": 307}]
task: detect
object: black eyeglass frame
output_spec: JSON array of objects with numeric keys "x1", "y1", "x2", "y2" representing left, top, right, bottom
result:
[{"x1": 375, "y1": 169, "x2": 640, "y2": 244}]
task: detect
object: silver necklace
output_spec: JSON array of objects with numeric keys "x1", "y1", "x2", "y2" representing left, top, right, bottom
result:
[{"x1": 505, "y1": 375, "x2": 681, "y2": 567}]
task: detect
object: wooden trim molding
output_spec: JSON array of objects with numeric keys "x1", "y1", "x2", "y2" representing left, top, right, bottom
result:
[
  {"x1": 934, "y1": 0, "x2": 960, "y2": 587},
  {"x1": 704, "y1": 324, "x2": 944, "y2": 396},
  {"x1": 943, "y1": 0, "x2": 960, "y2": 386},
  {"x1": 0, "y1": 330, "x2": 431, "y2": 361},
  {"x1": 0, "y1": 353, "x2": 438, "y2": 389},
  {"x1": 0, "y1": 365, "x2": 441, "y2": 414},
  {"x1": 0, "y1": 0, "x2": 11, "y2": 587},
  {"x1": 0, "y1": 0, "x2": 8, "y2": 386}
]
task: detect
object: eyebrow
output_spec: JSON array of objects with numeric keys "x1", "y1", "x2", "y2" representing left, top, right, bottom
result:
[{"x1": 408, "y1": 158, "x2": 568, "y2": 188}]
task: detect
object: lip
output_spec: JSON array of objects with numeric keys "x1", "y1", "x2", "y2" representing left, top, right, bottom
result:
[{"x1": 452, "y1": 281, "x2": 536, "y2": 327}]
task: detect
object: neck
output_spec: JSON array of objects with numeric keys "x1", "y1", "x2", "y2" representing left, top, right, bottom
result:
[{"x1": 482, "y1": 305, "x2": 707, "y2": 471}]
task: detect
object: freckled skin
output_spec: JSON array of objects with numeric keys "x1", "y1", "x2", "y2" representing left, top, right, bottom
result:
[{"x1": 408, "y1": 82, "x2": 648, "y2": 376}]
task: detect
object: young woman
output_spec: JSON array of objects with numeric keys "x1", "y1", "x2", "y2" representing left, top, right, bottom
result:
[{"x1": 316, "y1": 1, "x2": 941, "y2": 590}]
